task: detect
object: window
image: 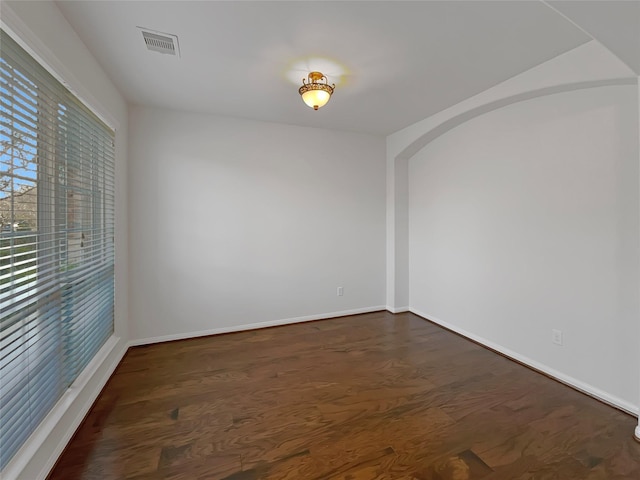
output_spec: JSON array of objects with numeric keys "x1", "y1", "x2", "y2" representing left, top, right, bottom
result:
[{"x1": 0, "y1": 29, "x2": 115, "y2": 470}]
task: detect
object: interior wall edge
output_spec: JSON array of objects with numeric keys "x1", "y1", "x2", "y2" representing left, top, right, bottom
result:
[
  {"x1": 636, "y1": 75, "x2": 640, "y2": 436},
  {"x1": 410, "y1": 308, "x2": 639, "y2": 418}
]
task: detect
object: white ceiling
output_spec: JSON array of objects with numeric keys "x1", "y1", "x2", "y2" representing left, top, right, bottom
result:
[
  {"x1": 52, "y1": 1, "x2": 638, "y2": 136},
  {"x1": 547, "y1": 0, "x2": 640, "y2": 75}
]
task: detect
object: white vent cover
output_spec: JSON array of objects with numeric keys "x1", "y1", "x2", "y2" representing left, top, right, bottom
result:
[{"x1": 139, "y1": 28, "x2": 180, "y2": 57}]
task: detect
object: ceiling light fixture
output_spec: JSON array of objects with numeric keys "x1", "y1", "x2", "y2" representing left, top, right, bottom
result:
[{"x1": 299, "y1": 72, "x2": 335, "y2": 110}]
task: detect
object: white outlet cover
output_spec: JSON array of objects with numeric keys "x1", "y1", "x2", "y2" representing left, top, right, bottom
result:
[{"x1": 552, "y1": 329, "x2": 563, "y2": 346}]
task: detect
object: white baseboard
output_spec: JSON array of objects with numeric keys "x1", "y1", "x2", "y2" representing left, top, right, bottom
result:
[
  {"x1": 129, "y1": 306, "x2": 388, "y2": 347},
  {"x1": 410, "y1": 308, "x2": 639, "y2": 417},
  {"x1": 386, "y1": 305, "x2": 410, "y2": 313}
]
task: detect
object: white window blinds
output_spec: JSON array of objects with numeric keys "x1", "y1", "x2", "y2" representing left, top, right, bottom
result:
[{"x1": 0, "y1": 29, "x2": 115, "y2": 471}]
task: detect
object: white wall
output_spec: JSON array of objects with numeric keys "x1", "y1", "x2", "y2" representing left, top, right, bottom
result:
[
  {"x1": 129, "y1": 106, "x2": 386, "y2": 342},
  {"x1": 409, "y1": 84, "x2": 639, "y2": 410},
  {"x1": 2, "y1": 1, "x2": 129, "y2": 479}
]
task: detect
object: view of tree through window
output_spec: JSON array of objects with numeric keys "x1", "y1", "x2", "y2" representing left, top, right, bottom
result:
[{"x1": 0, "y1": 61, "x2": 38, "y2": 291}]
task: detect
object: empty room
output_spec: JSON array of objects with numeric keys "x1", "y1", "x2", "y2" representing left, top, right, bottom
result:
[{"x1": 1, "y1": 1, "x2": 639, "y2": 479}]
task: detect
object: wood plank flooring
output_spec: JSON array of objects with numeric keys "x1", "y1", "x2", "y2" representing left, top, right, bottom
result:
[{"x1": 47, "y1": 311, "x2": 640, "y2": 479}]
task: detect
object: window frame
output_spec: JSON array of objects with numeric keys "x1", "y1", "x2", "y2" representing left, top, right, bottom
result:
[{"x1": 0, "y1": 25, "x2": 118, "y2": 475}]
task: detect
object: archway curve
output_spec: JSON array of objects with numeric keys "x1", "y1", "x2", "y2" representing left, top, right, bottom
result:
[{"x1": 396, "y1": 77, "x2": 637, "y2": 162}]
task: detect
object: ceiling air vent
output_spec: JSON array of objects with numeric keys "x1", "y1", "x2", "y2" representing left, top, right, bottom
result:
[{"x1": 139, "y1": 28, "x2": 180, "y2": 57}]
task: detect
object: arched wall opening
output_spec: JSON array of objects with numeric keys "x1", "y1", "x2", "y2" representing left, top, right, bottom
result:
[{"x1": 388, "y1": 79, "x2": 640, "y2": 419}]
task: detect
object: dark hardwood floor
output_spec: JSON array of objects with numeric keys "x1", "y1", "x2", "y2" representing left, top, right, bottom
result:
[{"x1": 48, "y1": 311, "x2": 640, "y2": 479}]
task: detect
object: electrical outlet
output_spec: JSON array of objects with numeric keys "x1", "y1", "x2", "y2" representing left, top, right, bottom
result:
[
  {"x1": 552, "y1": 329, "x2": 563, "y2": 346},
  {"x1": 337, "y1": 287, "x2": 344, "y2": 296}
]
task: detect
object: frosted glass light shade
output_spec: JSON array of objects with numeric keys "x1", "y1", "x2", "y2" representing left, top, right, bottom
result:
[{"x1": 301, "y1": 89, "x2": 331, "y2": 110}]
